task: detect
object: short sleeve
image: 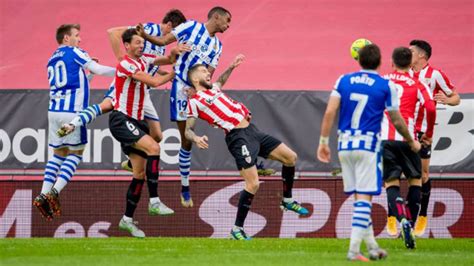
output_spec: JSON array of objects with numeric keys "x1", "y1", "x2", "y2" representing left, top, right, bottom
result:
[
  {"x1": 385, "y1": 80, "x2": 399, "y2": 111},
  {"x1": 187, "y1": 98, "x2": 199, "y2": 118},
  {"x1": 331, "y1": 75, "x2": 344, "y2": 98},
  {"x1": 143, "y1": 22, "x2": 160, "y2": 37},
  {"x1": 172, "y1": 20, "x2": 195, "y2": 42},
  {"x1": 116, "y1": 60, "x2": 139, "y2": 77},
  {"x1": 209, "y1": 40, "x2": 223, "y2": 68},
  {"x1": 433, "y1": 70, "x2": 455, "y2": 95},
  {"x1": 72, "y1": 47, "x2": 92, "y2": 66}
]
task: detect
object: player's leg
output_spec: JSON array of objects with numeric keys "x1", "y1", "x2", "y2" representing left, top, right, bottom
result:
[
  {"x1": 266, "y1": 142, "x2": 309, "y2": 215},
  {"x1": 415, "y1": 156, "x2": 431, "y2": 236},
  {"x1": 33, "y1": 146, "x2": 67, "y2": 221},
  {"x1": 353, "y1": 150, "x2": 387, "y2": 261},
  {"x1": 406, "y1": 178, "x2": 422, "y2": 226},
  {"x1": 58, "y1": 83, "x2": 115, "y2": 137},
  {"x1": 119, "y1": 153, "x2": 146, "y2": 238},
  {"x1": 133, "y1": 132, "x2": 174, "y2": 216},
  {"x1": 383, "y1": 141, "x2": 402, "y2": 237}
]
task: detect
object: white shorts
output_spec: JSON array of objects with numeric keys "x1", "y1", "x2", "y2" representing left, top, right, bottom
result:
[
  {"x1": 170, "y1": 77, "x2": 191, "y2": 121},
  {"x1": 105, "y1": 82, "x2": 160, "y2": 121},
  {"x1": 338, "y1": 149, "x2": 382, "y2": 195},
  {"x1": 48, "y1": 112, "x2": 87, "y2": 150}
]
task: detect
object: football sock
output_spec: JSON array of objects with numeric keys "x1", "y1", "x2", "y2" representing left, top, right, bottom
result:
[
  {"x1": 125, "y1": 178, "x2": 144, "y2": 217},
  {"x1": 350, "y1": 200, "x2": 372, "y2": 254},
  {"x1": 282, "y1": 165, "x2": 295, "y2": 198},
  {"x1": 406, "y1": 185, "x2": 421, "y2": 224},
  {"x1": 41, "y1": 154, "x2": 66, "y2": 194},
  {"x1": 179, "y1": 148, "x2": 191, "y2": 192},
  {"x1": 419, "y1": 179, "x2": 431, "y2": 216},
  {"x1": 53, "y1": 154, "x2": 82, "y2": 193},
  {"x1": 146, "y1": 155, "x2": 160, "y2": 198},
  {"x1": 386, "y1": 186, "x2": 407, "y2": 222},
  {"x1": 71, "y1": 104, "x2": 102, "y2": 128},
  {"x1": 234, "y1": 190, "x2": 254, "y2": 227}
]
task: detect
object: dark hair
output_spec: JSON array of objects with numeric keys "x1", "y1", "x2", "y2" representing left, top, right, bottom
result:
[
  {"x1": 207, "y1": 6, "x2": 231, "y2": 19},
  {"x1": 187, "y1": 64, "x2": 206, "y2": 87},
  {"x1": 409, "y1": 39, "x2": 432, "y2": 59},
  {"x1": 392, "y1": 47, "x2": 412, "y2": 69},
  {"x1": 358, "y1": 44, "x2": 381, "y2": 70},
  {"x1": 56, "y1": 24, "x2": 80, "y2": 44},
  {"x1": 122, "y1": 28, "x2": 139, "y2": 44},
  {"x1": 162, "y1": 9, "x2": 187, "y2": 28}
]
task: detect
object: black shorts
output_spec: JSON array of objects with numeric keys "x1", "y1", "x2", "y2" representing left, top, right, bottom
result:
[
  {"x1": 382, "y1": 140, "x2": 421, "y2": 181},
  {"x1": 109, "y1": 110, "x2": 149, "y2": 158},
  {"x1": 417, "y1": 132, "x2": 432, "y2": 159},
  {"x1": 225, "y1": 123, "x2": 282, "y2": 170}
]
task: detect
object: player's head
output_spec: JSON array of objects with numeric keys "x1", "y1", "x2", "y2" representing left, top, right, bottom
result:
[
  {"x1": 207, "y1": 6, "x2": 231, "y2": 33},
  {"x1": 122, "y1": 28, "x2": 144, "y2": 58},
  {"x1": 161, "y1": 9, "x2": 187, "y2": 35},
  {"x1": 188, "y1": 64, "x2": 212, "y2": 90},
  {"x1": 409, "y1": 39, "x2": 432, "y2": 66},
  {"x1": 56, "y1": 24, "x2": 81, "y2": 46},
  {"x1": 392, "y1": 47, "x2": 412, "y2": 71},
  {"x1": 358, "y1": 44, "x2": 381, "y2": 70}
]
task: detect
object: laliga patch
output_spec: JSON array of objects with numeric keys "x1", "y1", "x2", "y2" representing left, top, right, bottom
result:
[{"x1": 245, "y1": 156, "x2": 252, "y2": 164}]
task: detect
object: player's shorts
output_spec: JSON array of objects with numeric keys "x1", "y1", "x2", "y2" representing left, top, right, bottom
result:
[
  {"x1": 104, "y1": 82, "x2": 160, "y2": 121},
  {"x1": 109, "y1": 110, "x2": 150, "y2": 158},
  {"x1": 225, "y1": 123, "x2": 282, "y2": 170},
  {"x1": 170, "y1": 77, "x2": 191, "y2": 122},
  {"x1": 381, "y1": 140, "x2": 422, "y2": 180},
  {"x1": 338, "y1": 149, "x2": 383, "y2": 195},
  {"x1": 48, "y1": 111, "x2": 87, "y2": 151},
  {"x1": 417, "y1": 131, "x2": 432, "y2": 159}
]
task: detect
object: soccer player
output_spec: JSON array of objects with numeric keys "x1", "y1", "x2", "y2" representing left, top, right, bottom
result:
[
  {"x1": 408, "y1": 40, "x2": 461, "y2": 237},
  {"x1": 57, "y1": 10, "x2": 187, "y2": 183},
  {"x1": 137, "y1": 6, "x2": 231, "y2": 207},
  {"x1": 317, "y1": 44, "x2": 420, "y2": 261},
  {"x1": 33, "y1": 24, "x2": 116, "y2": 220},
  {"x1": 185, "y1": 55, "x2": 309, "y2": 240},
  {"x1": 109, "y1": 28, "x2": 175, "y2": 238},
  {"x1": 382, "y1": 47, "x2": 436, "y2": 248}
]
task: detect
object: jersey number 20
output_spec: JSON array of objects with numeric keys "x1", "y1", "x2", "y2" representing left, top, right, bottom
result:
[{"x1": 48, "y1": 60, "x2": 68, "y2": 89}]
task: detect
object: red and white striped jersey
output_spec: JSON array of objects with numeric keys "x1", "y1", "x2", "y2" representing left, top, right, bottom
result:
[
  {"x1": 188, "y1": 84, "x2": 250, "y2": 133},
  {"x1": 410, "y1": 64, "x2": 455, "y2": 133},
  {"x1": 113, "y1": 54, "x2": 156, "y2": 120},
  {"x1": 381, "y1": 71, "x2": 436, "y2": 141}
]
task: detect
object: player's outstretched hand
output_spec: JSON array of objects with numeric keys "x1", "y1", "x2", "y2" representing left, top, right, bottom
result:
[
  {"x1": 408, "y1": 140, "x2": 421, "y2": 153},
  {"x1": 176, "y1": 43, "x2": 192, "y2": 54},
  {"x1": 230, "y1": 54, "x2": 245, "y2": 69},
  {"x1": 136, "y1": 23, "x2": 145, "y2": 37},
  {"x1": 420, "y1": 134, "x2": 432, "y2": 146},
  {"x1": 194, "y1": 135, "x2": 209, "y2": 149},
  {"x1": 317, "y1": 144, "x2": 331, "y2": 163},
  {"x1": 433, "y1": 92, "x2": 448, "y2": 104}
]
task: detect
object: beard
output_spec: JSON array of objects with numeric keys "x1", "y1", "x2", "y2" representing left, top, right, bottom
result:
[{"x1": 199, "y1": 79, "x2": 212, "y2": 90}]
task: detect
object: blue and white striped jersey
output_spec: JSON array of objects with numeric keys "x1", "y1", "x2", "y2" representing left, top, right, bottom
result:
[
  {"x1": 47, "y1": 46, "x2": 92, "y2": 113},
  {"x1": 332, "y1": 70, "x2": 399, "y2": 152},
  {"x1": 142, "y1": 22, "x2": 166, "y2": 76},
  {"x1": 172, "y1": 20, "x2": 223, "y2": 84}
]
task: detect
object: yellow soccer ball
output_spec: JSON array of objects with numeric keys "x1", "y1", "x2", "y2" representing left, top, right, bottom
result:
[{"x1": 350, "y1": 38, "x2": 372, "y2": 60}]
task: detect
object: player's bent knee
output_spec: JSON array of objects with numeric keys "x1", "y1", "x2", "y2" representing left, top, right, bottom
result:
[
  {"x1": 245, "y1": 181, "x2": 259, "y2": 194},
  {"x1": 146, "y1": 142, "x2": 160, "y2": 156}
]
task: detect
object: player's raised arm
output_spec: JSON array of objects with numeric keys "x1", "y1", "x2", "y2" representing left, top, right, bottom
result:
[
  {"x1": 107, "y1": 26, "x2": 129, "y2": 61},
  {"x1": 185, "y1": 117, "x2": 209, "y2": 149},
  {"x1": 152, "y1": 43, "x2": 192, "y2": 66},
  {"x1": 215, "y1": 54, "x2": 245, "y2": 89},
  {"x1": 136, "y1": 23, "x2": 177, "y2": 46}
]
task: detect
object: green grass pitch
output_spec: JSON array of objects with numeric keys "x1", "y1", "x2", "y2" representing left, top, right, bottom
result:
[{"x1": 1, "y1": 238, "x2": 473, "y2": 265}]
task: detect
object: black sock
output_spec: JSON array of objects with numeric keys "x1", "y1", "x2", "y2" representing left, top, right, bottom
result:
[
  {"x1": 386, "y1": 186, "x2": 407, "y2": 222},
  {"x1": 406, "y1": 185, "x2": 421, "y2": 225},
  {"x1": 234, "y1": 190, "x2": 254, "y2": 228},
  {"x1": 125, "y1": 178, "x2": 144, "y2": 217},
  {"x1": 387, "y1": 203, "x2": 395, "y2": 217},
  {"x1": 282, "y1": 165, "x2": 295, "y2": 198},
  {"x1": 146, "y1": 155, "x2": 160, "y2": 198},
  {"x1": 181, "y1": 185, "x2": 190, "y2": 193},
  {"x1": 419, "y1": 179, "x2": 431, "y2": 216}
]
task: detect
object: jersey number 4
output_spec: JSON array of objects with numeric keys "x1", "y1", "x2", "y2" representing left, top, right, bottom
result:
[
  {"x1": 48, "y1": 60, "x2": 68, "y2": 89},
  {"x1": 349, "y1": 93, "x2": 368, "y2": 129}
]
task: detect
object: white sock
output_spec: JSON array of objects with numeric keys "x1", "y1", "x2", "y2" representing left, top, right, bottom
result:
[
  {"x1": 179, "y1": 148, "x2": 191, "y2": 187},
  {"x1": 283, "y1": 197, "x2": 293, "y2": 203},
  {"x1": 41, "y1": 154, "x2": 66, "y2": 194},
  {"x1": 122, "y1": 215, "x2": 133, "y2": 222},
  {"x1": 149, "y1": 197, "x2": 160, "y2": 205},
  {"x1": 53, "y1": 154, "x2": 82, "y2": 193},
  {"x1": 349, "y1": 200, "x2": 372, "y2": 254}
]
